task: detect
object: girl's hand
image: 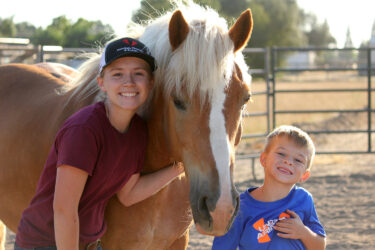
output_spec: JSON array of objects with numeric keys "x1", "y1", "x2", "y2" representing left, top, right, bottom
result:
[
  {"x1": 173, "y1": 162, "x2": 185, "y2": 175},
  {"x1": 274, "y1": 209, "x2": 308, "y2": 240}
]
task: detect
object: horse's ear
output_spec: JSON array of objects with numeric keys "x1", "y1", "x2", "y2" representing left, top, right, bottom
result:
[
  {"x1": 169, "y1": 10, "x2": 190, "y2": 51},
  {"x1": 229, "y1": 9, "x2": 253, "y2": 53}
]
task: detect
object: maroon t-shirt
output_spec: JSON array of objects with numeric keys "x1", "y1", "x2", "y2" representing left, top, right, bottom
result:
[{"x1": 16, "y1": 102, "x2": 147, "y2": 248}]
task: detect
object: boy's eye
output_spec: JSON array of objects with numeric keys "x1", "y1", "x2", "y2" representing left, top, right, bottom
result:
[
  {"x1": 295, "y1": 158, "x2": 305, "y2": 164},
  {"x1": 277, "y1": 152, "x2": 285, "y2": 156}
]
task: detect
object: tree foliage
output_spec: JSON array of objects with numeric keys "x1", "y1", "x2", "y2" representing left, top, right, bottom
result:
[
  {"x1": 0, "y1": 15, "x2": 114, "y2": 48},
  {"x1": 0, "y1": 0, "x2": 337, "y2": 54},
  {"x1": 303, "y1": 13, "x2": 336, "y2": 47},
  {"x1": 0, "y1": 17, "x2": 17, "y2": 37}
]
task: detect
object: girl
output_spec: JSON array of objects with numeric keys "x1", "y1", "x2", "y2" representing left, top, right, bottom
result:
[{"x1": 15, "y1": 37, "x2": 183, "y2": 250}]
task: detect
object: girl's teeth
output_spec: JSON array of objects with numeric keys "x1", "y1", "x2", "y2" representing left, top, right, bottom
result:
[{"x1": 120, "y1": 93, "x2": 137, "y2": 97}]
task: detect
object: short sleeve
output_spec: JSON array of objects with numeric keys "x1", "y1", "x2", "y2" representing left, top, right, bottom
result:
[
  {"x1": 304, "y1": 196, "x2": 326, "y2": 237},
  {"x1": 56, "y1": 126, "x2": 99, "y2": 175}
]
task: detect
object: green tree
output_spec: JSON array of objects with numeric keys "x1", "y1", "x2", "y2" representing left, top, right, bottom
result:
[
  {"x1": 29, "y1": 16, "x2": 114, "y2": 47},
  {"x1": 15, "y1": 22, "x2": 37, "y2": 38},
  {"x1": 0, "y1": 17, "x2": 17, "y2": 37},
  {"x1": 219, "y1": 0, "x2": 247, "y2": 17},
  {"x1": 31, "y1": 16, "x2": 70, "y2": 45},
  {"x1": 303, "y1": 14, "x2": 336, "y2": 47},
  {"x1": 64, "y1": 18, "x2": 113, "y2": 47}
]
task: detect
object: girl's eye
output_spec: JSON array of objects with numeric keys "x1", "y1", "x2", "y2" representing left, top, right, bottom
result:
[
  {"x1": 134, "y1": 71, "x2": 146, "y2": 76},
  {"x1": 277, "y1": 152, "x2": 285, "y2": 156},
  {"x1": 113, "y1": 73, "x2": 122, "y2": 77}
]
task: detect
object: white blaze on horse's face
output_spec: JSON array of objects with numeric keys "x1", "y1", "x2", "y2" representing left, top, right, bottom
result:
[
  {"x1": 209, "y1": 83, "x2": 232, "y2": 212},
  {"x1": 160, "y1": 6, "x2": 253, "y2": 236}
]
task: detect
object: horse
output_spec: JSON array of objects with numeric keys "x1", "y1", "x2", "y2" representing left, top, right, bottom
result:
[
  {"x1": 0, "y1": 2, "x2": 253, "y2": 249},
  {"x1": 34, "y1": 62, "x2": 80, "y2": 83}
]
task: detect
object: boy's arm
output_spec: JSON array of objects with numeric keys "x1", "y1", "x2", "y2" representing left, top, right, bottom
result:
[
  {"x1": 274, "y1": 209, "x2": 326, "y2": 250},
  {"x1": 117, "y1": 163, "x2": 184, "y2": 207}
]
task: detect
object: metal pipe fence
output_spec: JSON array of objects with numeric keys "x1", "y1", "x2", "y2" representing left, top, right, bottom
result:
[
  {"x1": 240, "y1": 47, "x2": 374, "y2": 176},
  {"x1": 0, "y1": 45, "x2": 374, "y2": 168}
]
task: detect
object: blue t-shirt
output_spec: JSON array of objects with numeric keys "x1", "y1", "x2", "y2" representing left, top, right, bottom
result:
[{"x1": 212, "y1": 186, "x2": 325, "y2": 250}]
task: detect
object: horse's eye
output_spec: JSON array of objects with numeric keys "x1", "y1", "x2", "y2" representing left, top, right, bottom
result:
[
  {"x1": 173, "y1": 98, "x2": 186, "y2": 111},
  {"x1": 244, "y1": 94, "x2": 251, "y2": 104}
]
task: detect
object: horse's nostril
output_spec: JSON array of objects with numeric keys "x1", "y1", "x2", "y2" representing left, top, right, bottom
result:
[
  {"x1": 198, "y1": 196, "x2": 208, "y2": 212},
  {"x1": 198, "y1": 196, "x2": 211, "y2": 225}
]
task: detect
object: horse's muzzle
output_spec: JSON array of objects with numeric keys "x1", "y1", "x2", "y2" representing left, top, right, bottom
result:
[{"x1": 190, "y1": 185, "x2": 239, "y2": 236}]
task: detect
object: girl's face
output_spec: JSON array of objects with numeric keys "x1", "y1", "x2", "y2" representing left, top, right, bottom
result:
[
  {"x1": 260, "y1": 136, "x2": 310, "y2": 185},
  {"x1": 97, "y1": 57, "x2": 154, "y2": 113}
]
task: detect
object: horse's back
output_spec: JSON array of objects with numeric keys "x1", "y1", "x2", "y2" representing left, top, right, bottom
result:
[{"x1": 0, "y1": 64, "x2": 65, "y2": 231}]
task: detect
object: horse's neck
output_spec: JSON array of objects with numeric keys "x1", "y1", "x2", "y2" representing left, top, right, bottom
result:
[
  {"x1": 142, "y1": 90, "x2": 176, "y2": 173},
  {"x1": 57, "y1": 87, "x2": 99, "y2": 125}
]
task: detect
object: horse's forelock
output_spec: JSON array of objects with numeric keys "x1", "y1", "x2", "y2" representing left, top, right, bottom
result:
[{"x1": 139, "y1": 3, "x2": 244, "y2": 105}]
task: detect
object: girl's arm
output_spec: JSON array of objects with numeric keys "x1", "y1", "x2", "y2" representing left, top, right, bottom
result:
[
  {"x1": 53, "y1": 165, "x2": 88, "y2": 250},
  {"x1": 117, "y1": 163, "x2": 184, "y2": 207}
]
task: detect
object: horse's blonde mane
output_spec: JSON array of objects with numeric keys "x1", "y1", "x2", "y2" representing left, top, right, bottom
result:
[
  {"x1": 138, "y1": 2, "x2": 249, "y2": 103},
  {"x1": 62, "y1": 1, "x2": 250, "y2": 108}
]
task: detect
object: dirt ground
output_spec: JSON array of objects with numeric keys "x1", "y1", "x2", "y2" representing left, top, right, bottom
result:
[{"x1": 5, "y1": 113, "x2": 375, "y2": 249}]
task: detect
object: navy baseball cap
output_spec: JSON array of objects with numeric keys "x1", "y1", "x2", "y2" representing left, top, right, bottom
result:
[{"x1": 99, "y1": 37, "x2": 156, "y2": 73}]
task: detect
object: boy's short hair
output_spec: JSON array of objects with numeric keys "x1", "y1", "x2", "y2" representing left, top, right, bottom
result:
[{"x1": 264, "y1": 125, "x2": 315, "y2": 169}]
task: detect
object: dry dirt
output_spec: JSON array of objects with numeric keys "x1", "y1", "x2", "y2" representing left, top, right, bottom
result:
[{"x1": 5, "y1": 113, "x2": 375, "y2": 249}]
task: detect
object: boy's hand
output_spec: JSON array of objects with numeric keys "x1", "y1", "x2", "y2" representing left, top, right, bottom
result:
[{"x1": 274, "y1": 209, "x2": 308, "y2": 240}]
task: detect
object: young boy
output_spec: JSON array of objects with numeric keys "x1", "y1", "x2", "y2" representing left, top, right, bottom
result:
[
  {"x1": 212, "y1": 125, "x2": 326, "y2": 250},
  {"x1": 15, "y1": 37, "x2": 183, "y2": 250}
]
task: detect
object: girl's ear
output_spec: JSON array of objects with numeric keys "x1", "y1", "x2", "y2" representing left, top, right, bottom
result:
[
  {"x1": 149, "y1": 75, "x2": 155, "y2": 89},
  {"x1": 299, "y1": 170, "x2": 310, "y2": 183},
  {"x1": 97, "y1": 76, "x2": 106, "y2": 92}
]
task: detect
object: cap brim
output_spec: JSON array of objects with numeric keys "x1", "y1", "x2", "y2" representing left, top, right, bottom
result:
[{"x1": 103, "y1": 52, "x2": 156, "y2": 72}]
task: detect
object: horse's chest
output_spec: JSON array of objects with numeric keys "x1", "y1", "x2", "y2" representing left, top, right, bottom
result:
[{"x1": 143, "y1": 181, "x2": 192, "y2": 248}]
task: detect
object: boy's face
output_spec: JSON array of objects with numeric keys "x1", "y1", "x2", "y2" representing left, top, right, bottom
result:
[
  {"x1": 260, "y1": 136, "x2": 310, "y2": 185},
  {"x1": 97, "y1": 57, "x2": 153, "y2": 112}
]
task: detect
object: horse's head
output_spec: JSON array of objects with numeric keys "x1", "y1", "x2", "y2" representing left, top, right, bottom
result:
[{"x1": 140, "y1": 4, "x2": 252, "y2": 236}]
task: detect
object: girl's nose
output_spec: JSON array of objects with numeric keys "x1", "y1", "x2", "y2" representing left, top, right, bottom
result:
[{"x1": 122, "y1": 75, "x2": 134, "y2": 85}]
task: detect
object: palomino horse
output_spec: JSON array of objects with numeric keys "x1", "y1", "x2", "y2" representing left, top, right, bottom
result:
[
  {"x1": 34, "y1": 62, "x2": 80, "y2": 83},
  {"x1": 0, "y1": 3, "x2": 253, "y2": 249}
]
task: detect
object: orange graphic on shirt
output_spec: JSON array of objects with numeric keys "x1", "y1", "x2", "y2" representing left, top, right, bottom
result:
[
  {"x1": 279, "y1": 212, "x2": 290, "y2": 220},
  {"x1": 253, "y1": 218, "x2": 271, "y2": 243},
  {"x1": 253, "y1": 212, "x2": 291, "y2": 243}
]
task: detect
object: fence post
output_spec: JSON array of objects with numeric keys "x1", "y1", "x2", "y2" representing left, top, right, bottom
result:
[
  {"x1": 36, "y1": 45, "x2": 44, "y2": 63},
  {"x1": 271, "y1": 47, "x2": 276, "y2": 129},
  {"x1": 367, "y1": 48, "x2": 372, "y2": 152},
  {"x1": 264, "y1": 47, "x2": 271, "y2": 134}
]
